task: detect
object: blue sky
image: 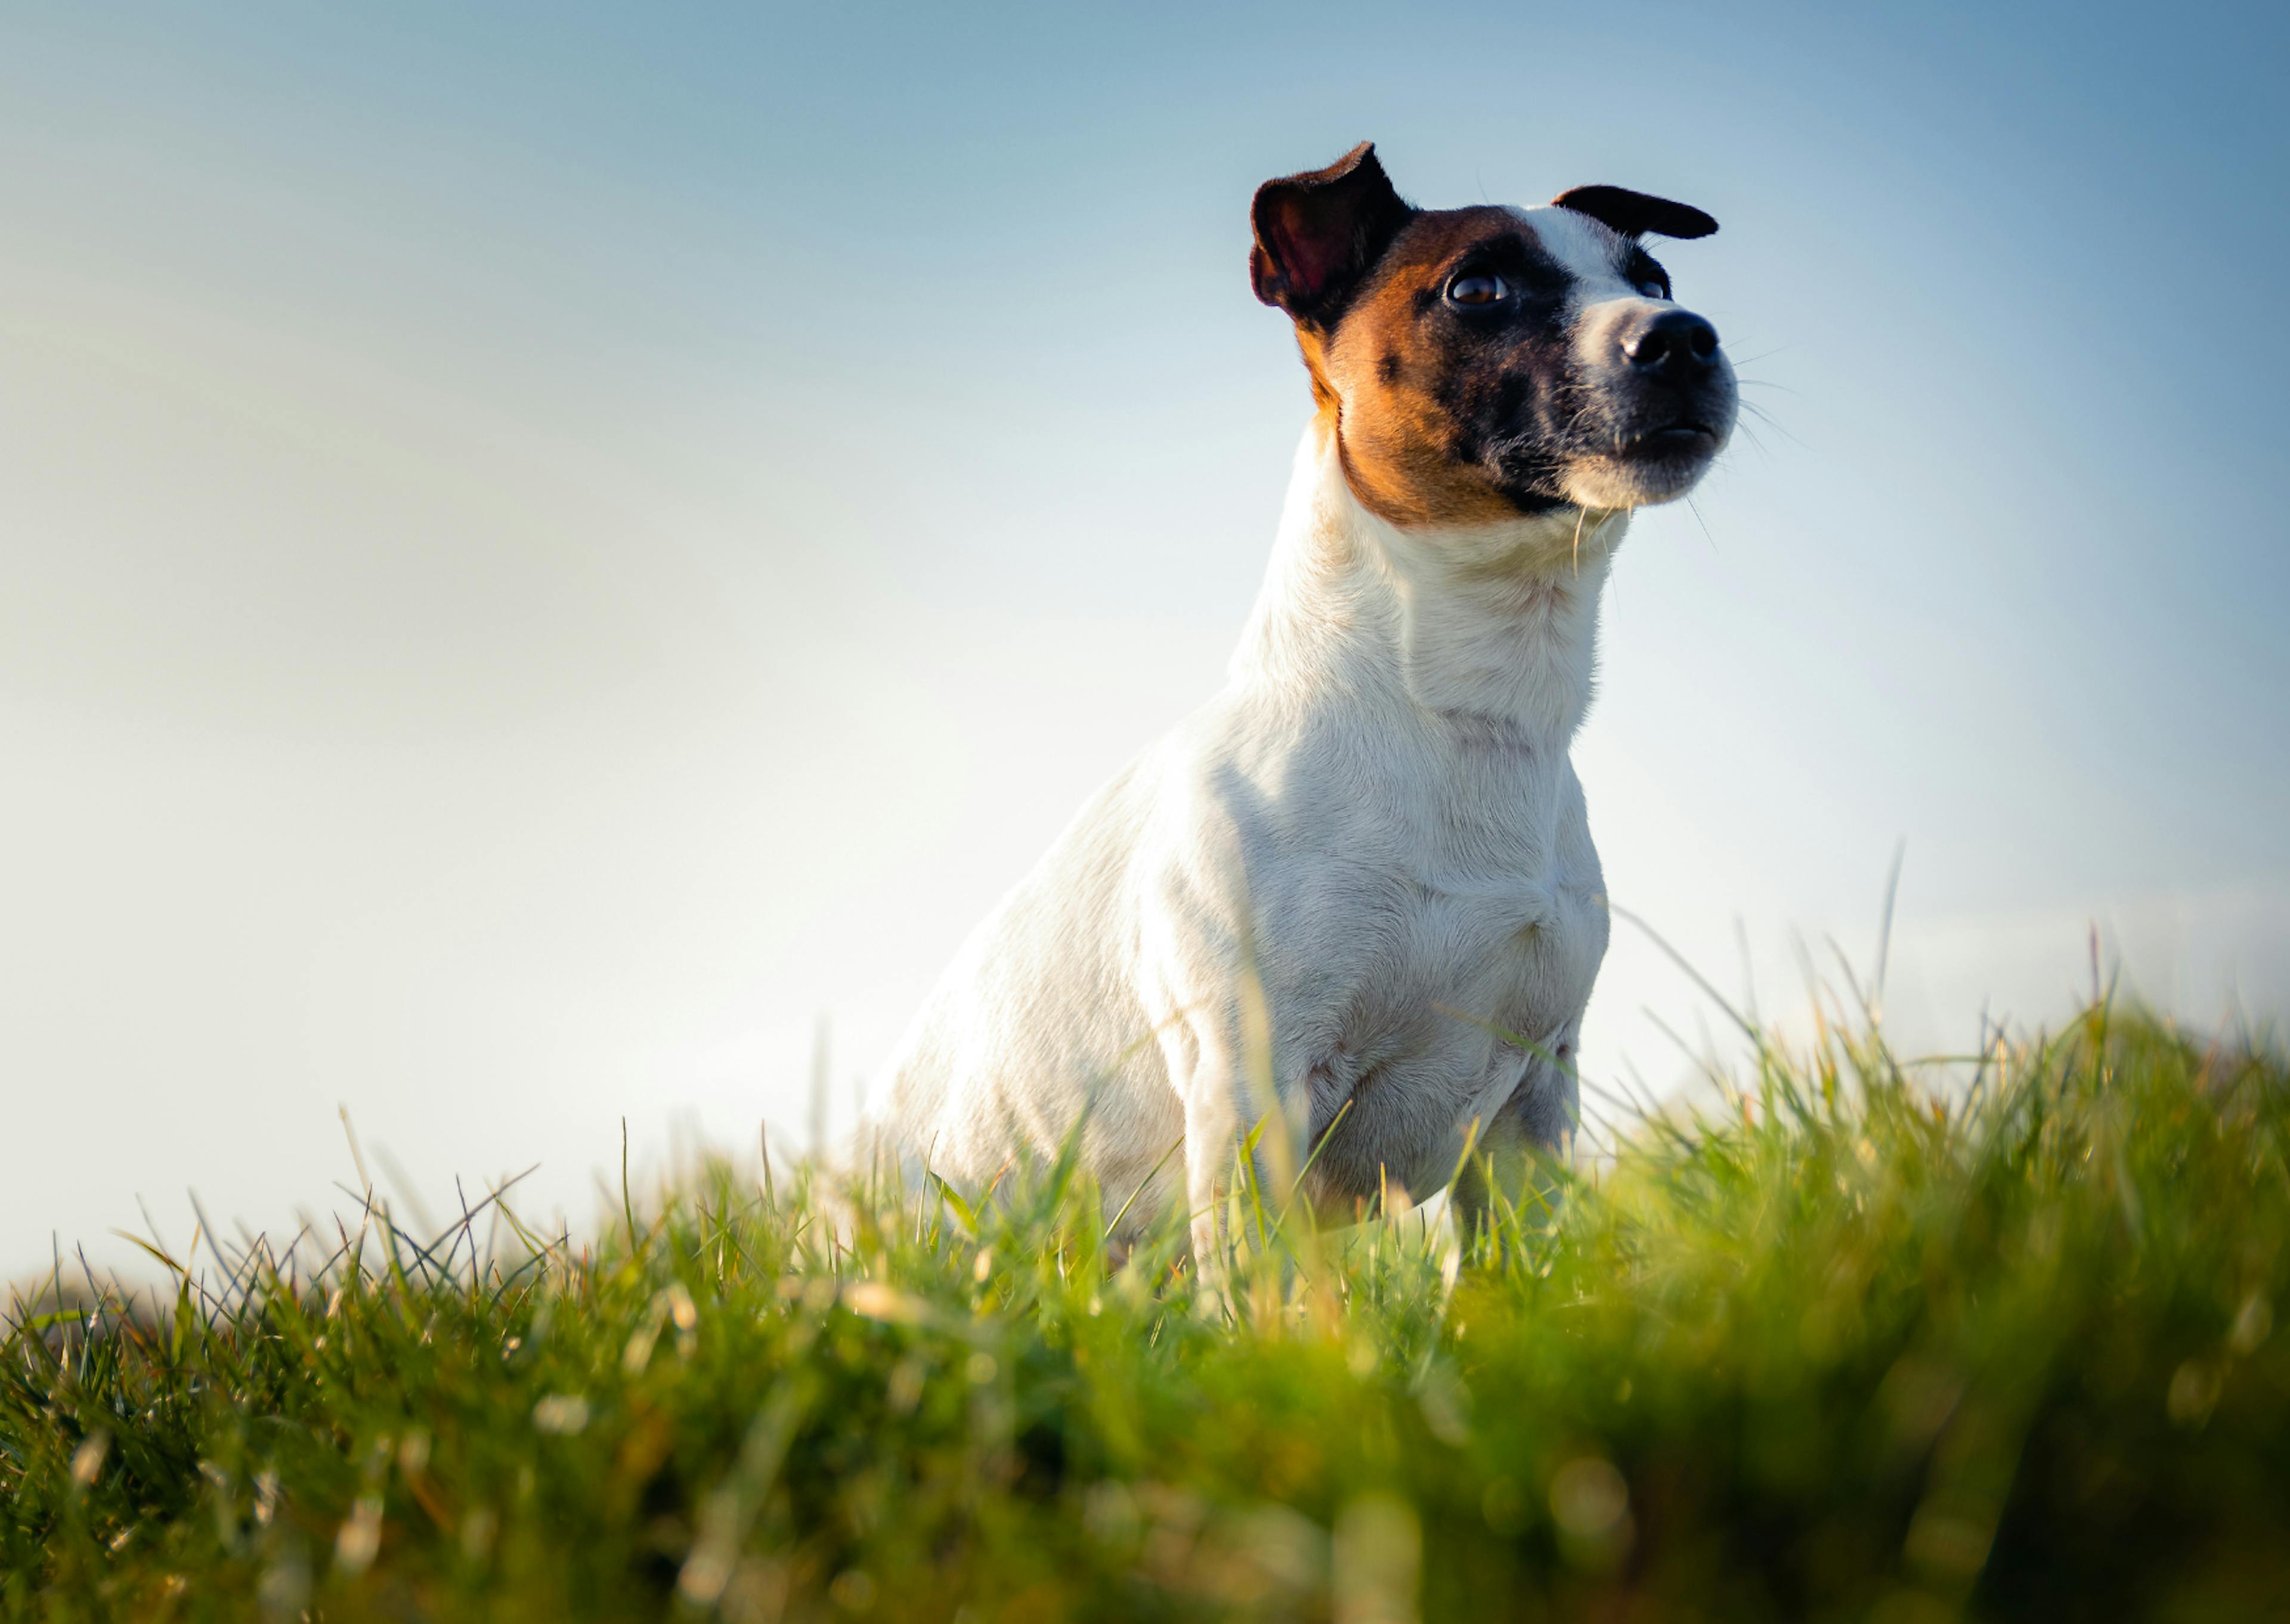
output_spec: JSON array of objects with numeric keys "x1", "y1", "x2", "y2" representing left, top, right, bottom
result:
[{"x1": 4, "y1": 2, "x2": 2285, "y2": 1272}]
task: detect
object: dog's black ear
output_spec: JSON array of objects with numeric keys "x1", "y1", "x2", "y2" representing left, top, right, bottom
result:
[
  {"x1": 1251, "y1": 142, "x2": 1416, "y2": 327},
  {"x1": 1552, "y1": 185, "x2": 1718, "y2": 241}
]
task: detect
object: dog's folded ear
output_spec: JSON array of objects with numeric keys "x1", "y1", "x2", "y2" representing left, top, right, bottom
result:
[
  {"x1": 1551, "y1": 185, "x2": 1718, "y2": 241},
  {"x1": 1251, "y1": 142, "x2": 1417, "y2": 327}
]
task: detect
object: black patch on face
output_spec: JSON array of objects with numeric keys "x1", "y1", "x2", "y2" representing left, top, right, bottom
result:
[
  {"x1": 1378, "y1": 350, "x2": 1403, "y2": 384},
  {"x1": 1622, "y1": 246, "x2": 1671, "y2": 300},
  {"x1": 1422, "y1": 231, "x2": 1584, "y2": 515}
]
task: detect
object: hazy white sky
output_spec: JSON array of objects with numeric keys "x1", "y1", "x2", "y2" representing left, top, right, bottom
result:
[{"x1": 5, "y1": 2, "x2": 2285, "y2": 1277}]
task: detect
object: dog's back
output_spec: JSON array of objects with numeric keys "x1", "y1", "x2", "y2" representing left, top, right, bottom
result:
[{"x1": 882, "y1": 758, "x2": 1171, "y2": 1203}]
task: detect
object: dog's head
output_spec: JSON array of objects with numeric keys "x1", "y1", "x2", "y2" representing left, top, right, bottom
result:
[{"x1": 1251, "y1": 142, "x2": 1735, "y2": 526}]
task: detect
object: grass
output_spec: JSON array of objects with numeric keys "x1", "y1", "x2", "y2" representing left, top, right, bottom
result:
[{"x1": 5, "y1": 996, "x2": 2288, "y2": 1622}]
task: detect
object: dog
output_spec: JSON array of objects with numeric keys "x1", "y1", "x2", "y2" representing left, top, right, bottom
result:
[{"x1": 878, "y1": 142, "x2": 1734, "y2": 1263}]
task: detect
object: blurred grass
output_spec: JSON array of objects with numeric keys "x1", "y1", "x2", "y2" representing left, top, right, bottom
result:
[{"x1": 5, "y1": 997, "x2": 2288, "y2": 1622}]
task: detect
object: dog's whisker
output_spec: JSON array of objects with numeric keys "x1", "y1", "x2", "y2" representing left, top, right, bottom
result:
[
  {"x1": 1684, "y1": 493, "x2": 1719, "y2": 551},
  {"x1": 1735, "y1": 400, "x2": 1805, "y2": 450},
  {"x1": 1730, "y1": 420, "x2": 1775, "y2": 462}
]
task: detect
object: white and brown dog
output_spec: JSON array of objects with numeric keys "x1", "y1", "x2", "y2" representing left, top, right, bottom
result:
[{"x1": 880, "y1": 143, "x2": 1734, "y2": 1259}]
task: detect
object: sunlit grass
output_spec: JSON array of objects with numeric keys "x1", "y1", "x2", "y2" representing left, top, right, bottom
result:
[{"x1": 6, "y1": 997, "x2": 2287, "y2": 1621}]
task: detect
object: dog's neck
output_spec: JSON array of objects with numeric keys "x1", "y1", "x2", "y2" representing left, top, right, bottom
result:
[{"x1": 1233, "y1": 422, "x2": 1623, "y2": 744}]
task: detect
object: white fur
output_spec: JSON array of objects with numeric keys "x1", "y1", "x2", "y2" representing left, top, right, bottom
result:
[{"x1": 883, "y1": 444, "x2": 1621, "y2": 1251}]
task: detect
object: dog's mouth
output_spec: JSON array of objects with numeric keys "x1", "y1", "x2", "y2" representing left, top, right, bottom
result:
[
  {"x1": 1619, "y1": 421, "x2": 1720, "y2": 458},
  {"x1": 1556, "y1": 411, "x2": 1729, "y2": 510}
]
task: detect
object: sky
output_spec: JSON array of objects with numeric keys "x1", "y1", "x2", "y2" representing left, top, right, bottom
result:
[{"x1": 4, "y1": 1, "x2": 2286, "y2": 1278}]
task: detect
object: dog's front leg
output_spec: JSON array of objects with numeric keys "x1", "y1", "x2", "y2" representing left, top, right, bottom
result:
[
  {"x1": 1181, "y1": 1073, "x2": 1242, "y2": 1315},
  {"x1": 1153, "y1": 994, "x2": 1304, "y2": 1317},
  {"x1": 1450, "y1": 1027, "x2": 1582, "y2": 1247},
  {"x1": 1155, "y1": 1002, "x2": 1244, "y2": 1314}
]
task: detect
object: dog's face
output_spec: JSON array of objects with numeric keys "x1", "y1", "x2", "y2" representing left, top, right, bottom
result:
[{"x1": 1251, "y1": 143, "x2": 1737, "y2": 528}]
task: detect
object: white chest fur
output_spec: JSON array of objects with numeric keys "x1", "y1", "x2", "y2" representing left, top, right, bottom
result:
[{"x1": 881, "y1": 422, "x2": 1621, "y2": 1238}]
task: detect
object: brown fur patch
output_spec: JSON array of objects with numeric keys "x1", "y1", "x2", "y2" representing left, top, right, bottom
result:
[{"x1": 1301, "y1": 207, "x2": 1566, "y2": 526}]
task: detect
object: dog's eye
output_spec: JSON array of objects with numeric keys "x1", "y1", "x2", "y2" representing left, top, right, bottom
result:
[
  {"x1": 1635, "y1": 277, "x2": 1669, "y2": 300},
  {"x1": 1446, "y1": 273, "x2": 1510, "y2": 307}
]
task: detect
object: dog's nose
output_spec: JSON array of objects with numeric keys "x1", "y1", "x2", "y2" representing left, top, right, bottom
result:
[{"x1": 1622, "y1": 309, "x2": 1720, "y2": 377}]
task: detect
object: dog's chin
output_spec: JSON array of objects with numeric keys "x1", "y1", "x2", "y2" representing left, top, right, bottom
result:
[{"x1": 1561, "y1": 426, "x2": 1725, "y2": 510}]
